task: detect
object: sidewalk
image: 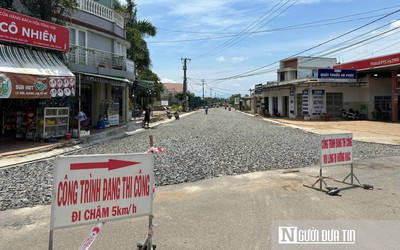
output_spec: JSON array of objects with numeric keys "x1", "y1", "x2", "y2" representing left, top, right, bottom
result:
[
  {"x1": 263, "y1": 117, "x2": 400, "y2": 145},
  {"x1": 0, "y1": 111, "x2": 185, "y2": 167}
]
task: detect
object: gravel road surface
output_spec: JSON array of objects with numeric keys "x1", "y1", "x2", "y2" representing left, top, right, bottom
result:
[{"x1": 1, "y1": 108, "x2": 400, "y2": 211}]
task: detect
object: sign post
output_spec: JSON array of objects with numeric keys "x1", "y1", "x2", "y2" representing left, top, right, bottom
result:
[
  {"x1": 304, "y1": 133, "x2": 355, "y2": 192},
  {"x1": 48, "y1": 153, "x2": 154, "y2": 249}
]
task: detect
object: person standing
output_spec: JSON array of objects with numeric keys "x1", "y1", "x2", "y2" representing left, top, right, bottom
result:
[
  {"x1": 143, "y1": 108, "x2": 151, "y2": 128},
  {"x1": 205, "y1": 106, "x2": 208, "y2": 115}
]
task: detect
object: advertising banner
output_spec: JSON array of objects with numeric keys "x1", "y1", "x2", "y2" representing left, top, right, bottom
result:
[
  {"x1": 0, "y1": 72, "x2": 75, "y2": 99},
  {"x1": 255, "y1": 83, "x2": 262, "y2": 93},
  {"x1": 50, "y1": 153, "x2": 154, "y2": 230},
  {"x1": 0, "y1": 8, "x2": 70, "y2": 52},
  {"x1": 311, "y1": 90, "x2": 325, "y2": 115},
  {"x1": 302, "y1": 89, "x2": 309, "y2": 115},
  {"x1": 317, "y1": 69, "x2": 357, "y2": 82},
  {"x1": 333, "y1": 53, "x2": 400, "y2": 71},
  {"x1": 289, "y1": 90, "x2": 295, "y2": 114}
]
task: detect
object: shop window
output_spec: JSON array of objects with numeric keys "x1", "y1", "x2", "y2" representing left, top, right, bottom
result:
[
  {"x1": 272, "y1": 96, "x2": 279, "y2": 115},
  {"x1": 69, "y1": 28, "x2": 87, "y2": 65},
  {"x1": 279, "y1": 72, "x2": 285, "y2": 82},
  {"x1": 374, "y1": 96, "x2": 391, "y2": 112},
  {"x1": 374, "y1": 96, "x2": 391, "y2": 120}
]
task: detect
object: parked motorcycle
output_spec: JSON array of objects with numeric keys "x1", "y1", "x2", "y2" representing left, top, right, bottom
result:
[
  {"x1": 174, "y1": 111, "x2": 180, "y2": 120},
  {"x1": 340, "y1": 108, "x2": 362, "y2": 120},
  {"x1": 166, "y1": 110, "x2": 173, "y2": 119}
]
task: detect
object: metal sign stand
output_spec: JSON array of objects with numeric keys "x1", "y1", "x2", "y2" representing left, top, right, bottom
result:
[
  {"x1": 137, "y1": 135, "x2": 156, "y2": 250},
  {"x1": 48, "y1": 229, "x2": 54, "y2": 250},
  {"x1": 334, "y1": 163, "x2": 363, "y2": 187},
  {"x1": 303, "y1": 167, "x2": 331, "y2": 192}
]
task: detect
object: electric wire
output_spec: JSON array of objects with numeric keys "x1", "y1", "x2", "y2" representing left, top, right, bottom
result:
[
  {"x1": 203, "y1": 8, "x2": 400, "y2": 82},
  {"x1": 196, "y1": 0, "x2": 298, "y2": 60}
]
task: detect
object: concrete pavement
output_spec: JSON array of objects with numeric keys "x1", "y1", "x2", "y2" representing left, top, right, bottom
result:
[
  {"x1": 1, "y1": 112, "x2": 400, "y2": 249},
  {"x1": 1, "y1": 156, "x2": 399, "y2": 249}
]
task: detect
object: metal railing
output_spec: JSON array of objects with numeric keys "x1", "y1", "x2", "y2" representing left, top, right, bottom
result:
[
  {"x1": 69, "y1": 45, "x2": 126, "y2": 70},
  {"x1": 76, "y1": 0, "x2": 125, "y2": 28}
]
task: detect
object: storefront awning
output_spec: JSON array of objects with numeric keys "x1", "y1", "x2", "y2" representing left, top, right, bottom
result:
[
  {"x1": 0, "y1": 44, "x2": 74, "y2": 76},
  {"x1": 80, "y1": 72, "x2": 131, "y2": 84},
  {"x1": 0, "y1": 45, "x2": 76, "y2": 99}
]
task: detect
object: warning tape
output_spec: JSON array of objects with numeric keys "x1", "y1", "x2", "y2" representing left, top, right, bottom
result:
[
  {"x1": 79, "y1": 147, "x2": 163, "y2": 249},
  {"x1": 79, "y1": 222, "x2": 105, "y2": 250}
]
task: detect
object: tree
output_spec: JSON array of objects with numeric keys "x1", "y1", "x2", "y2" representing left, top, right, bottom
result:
[
  {"x1": 121, "y1": 0, "x2": 157, "y2": 76},
  {"x1": 228, "y1": 94, "x2": 241, "y2": 105},
  {"x1": 175, "y1": 91, "x2": 195, "y2": 104},
  {"x1": 19, "y1": 0, "x2": 78, "y2": 25},
  {"x1": 115, "y1": 0, "x2": 160, "y2": 109},
  {"x1": 0, "y1": 0, "x2": 13, "y2": 10}
]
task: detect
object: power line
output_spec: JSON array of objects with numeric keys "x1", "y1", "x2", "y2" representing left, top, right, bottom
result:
[
  {"x1": 148, "y1": 5, "x2": 400, "y2": 44},
  {"x1": 203, "y1": 8, "x2": 400, "y2": 82},
  {"x1": 196, "y1": 0, "x2": 298, "y2": 59}
]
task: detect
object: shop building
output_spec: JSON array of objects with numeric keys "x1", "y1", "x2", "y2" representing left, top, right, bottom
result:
[
  {"x1": 67, "y1": 0, "x2": 135, "y2": 129},
  {"x1": 334, "y1": 53, "x2": 400, "y2": 122},
  {"x1": 161, "y1": 83, "x2": 183, "y2": 106},
  {"x1": 0, "y1": 8, "x2": 76, "y2": 141},
  {"x1": 257, "y1": 54, "x2": 400, "y2": 122}
]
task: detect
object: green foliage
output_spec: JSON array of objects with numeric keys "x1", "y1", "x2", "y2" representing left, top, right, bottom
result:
[
  {"x1": 170, "y1": 104, "x2": 182, "y2": 112},
  {"x1": 228, "y1": 94, "x2": 241, "y2": 105},
  {"x1": 20, "y1": 0, "x2": 78, "y2": 25},
  {"x1": 0, "y1": 0, "x2": 13, "y2": 10},
  {"x1": 175, "y1": 91, "x2": 194, "y2": 102}
]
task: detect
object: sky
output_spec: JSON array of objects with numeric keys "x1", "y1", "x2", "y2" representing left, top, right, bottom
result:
[{"x1": 121, "y1": 0, "x2": 400, "y2": 98}]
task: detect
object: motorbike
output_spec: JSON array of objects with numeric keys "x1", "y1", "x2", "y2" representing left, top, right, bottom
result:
[
  {"x1": 166, "y1": 110, "x2": 173, "y2": 119},
  {"x1": 174, "y1": 111, "x2": 180, "y2": 120},
  {"x1": 340, "y1": 108, "x2": 362, "y2": 120}
]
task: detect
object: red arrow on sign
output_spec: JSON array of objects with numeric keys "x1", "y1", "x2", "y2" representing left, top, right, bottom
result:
[{"x1": 70, "y1": 159, "x2": 141, "y2": 171}]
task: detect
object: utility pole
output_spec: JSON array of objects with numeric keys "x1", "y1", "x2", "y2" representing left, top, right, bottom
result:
[
  {"x1": 202, "y1": 79, "x2": 205, "y2": 99},
  {"x1": 210, "y1": 88, "x2": 212, "y2": 98},
  {"x1": 181, "y1": 58, "x2": 190, "y2": 111}
]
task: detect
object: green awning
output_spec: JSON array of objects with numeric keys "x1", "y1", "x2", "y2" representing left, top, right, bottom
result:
[{"x1": 80, "y1": 72, "x2": 131, "y2": 84}]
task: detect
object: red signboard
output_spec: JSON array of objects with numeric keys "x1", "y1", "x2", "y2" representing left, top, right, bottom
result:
[
  {"x1": 0, "y1": 8, "x2": 69, "y2": 52},
  {"x1": 334, "y1": 53, "x2": 400, "y2": 71},
  {"x1": 0, "y1": 72, "x2": 75, "y2": 99}
]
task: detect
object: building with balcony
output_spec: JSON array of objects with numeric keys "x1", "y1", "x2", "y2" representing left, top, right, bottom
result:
[{"x1": 68, "y1": 0, "x2": 135, "y2": 128}]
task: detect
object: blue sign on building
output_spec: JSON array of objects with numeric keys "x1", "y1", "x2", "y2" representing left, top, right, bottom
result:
[{"x1": 317, "y1": 69, "x2": 357, "y2": 82}]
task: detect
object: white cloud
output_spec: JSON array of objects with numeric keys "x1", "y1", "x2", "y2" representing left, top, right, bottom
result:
[
  {"x1": 390, "y1": 19, "x2": 400, "y2": 29},
  {"x1": 161, "y1": 78, "x2": 175, "y2": 83},
  {"x1": 216, "y1": 56, "x2": 226, "y2": 62},
  {"x1": 231, "y1": 56, "x2": 247, "y2": 62}
]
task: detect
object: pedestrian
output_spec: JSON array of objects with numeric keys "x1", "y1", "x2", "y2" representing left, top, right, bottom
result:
[
  {"x1": 143, "y1": 108, "x2": 151, "y2": 128},
  {"x1": 205, "y1": 105, "x2": 208, "y2": 115}
]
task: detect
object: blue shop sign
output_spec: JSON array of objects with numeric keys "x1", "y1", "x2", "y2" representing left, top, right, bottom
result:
[{"x1": 317, "y1": 69, "x2": 357, "y2": 82}]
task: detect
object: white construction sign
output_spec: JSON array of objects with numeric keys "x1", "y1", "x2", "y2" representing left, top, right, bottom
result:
[
  {"x1": 50, "y1": 153, "x2": 154, "y2": 230},
  {"x1": 321, "y1": 133, "x2": 353, "y2": 167}
]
